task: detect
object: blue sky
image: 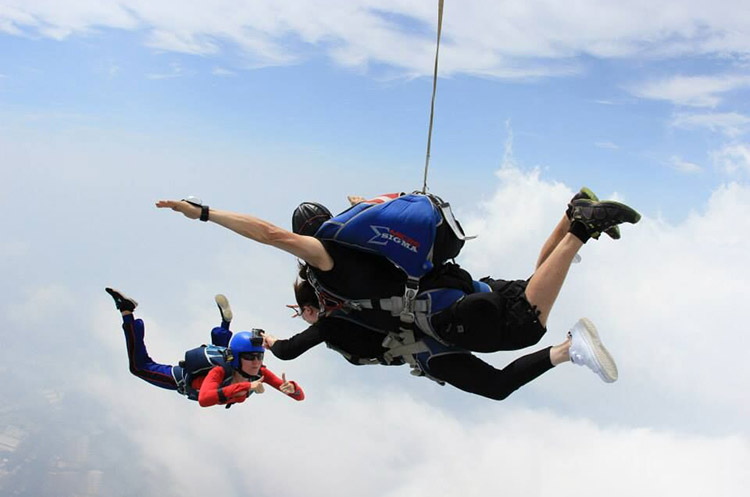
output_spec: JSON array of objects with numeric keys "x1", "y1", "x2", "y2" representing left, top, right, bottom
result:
[
  {"x1": 3, "y1": 5, "x2": 748, "y2": 221},
  {"x1": 2, "y1": 2, "x2": 749, "y2": 496}
]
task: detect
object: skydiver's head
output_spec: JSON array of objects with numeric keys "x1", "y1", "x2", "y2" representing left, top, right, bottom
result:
[
  {"x1": 292, "y1": 202, "x2": 332, "y2": 237},
  {"x1": 293, "y1": 263, "x2": 320, "y2": 325},
  {"x1": 228, "y1": 330, "x2": 265, "y2": 378}
]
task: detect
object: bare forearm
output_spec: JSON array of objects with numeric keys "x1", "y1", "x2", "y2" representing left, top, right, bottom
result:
[
  {"x1": 208, "y1": 208, "x2": 285, "y2": 245},
  {"x1": 156, "y1": 199, "x2": 333, "y2": 268}
]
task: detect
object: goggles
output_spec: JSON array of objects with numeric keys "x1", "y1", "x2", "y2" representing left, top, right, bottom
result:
[{"x1": 240, "y1": 352, "x2": 264, "y2": 361}]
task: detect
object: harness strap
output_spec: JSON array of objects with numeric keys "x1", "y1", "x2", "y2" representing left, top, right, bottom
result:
[
  {"x1": 399, "y1": 277, "x2": 421, "y2": 324},
  {"x1": 172, "y1": 365, "x2": 187, "y2": 395},
  {"x1": 381, "y1": 330, "x2": 429, "y2": 364},
  {"x1": 325, "y1": 342, "x2": 388, "y2": 366},
  {"x1": 308, "y1": 267, "x2": 424, "y2": 328},
  {"x1": 353, "y1": 295, "x2": 430, "y2": 315},
  {"x1": 431, "y1": 194, "x2": 477, "y2": 241},
  {"x1": 307, "y1": 268, "x2": 356, "y2": 315},
  {"x1": 380, "y1": 331, "x2": 448, "y2": 384}
]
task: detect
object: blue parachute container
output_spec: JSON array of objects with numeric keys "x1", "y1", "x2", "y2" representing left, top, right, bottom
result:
[{"x1": 315, "y1": 193, "x2": 443, "y2": 279}]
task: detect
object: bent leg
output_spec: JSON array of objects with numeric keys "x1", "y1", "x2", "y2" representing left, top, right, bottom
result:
[
  {"x1": 535, "y1": 214, "x2": 571, "y2": 269},
  {"x1": 211, "y1": 326, "x2": 232, "y2": 347},
  {"x1": 122, "y1": 315, "x2": 178, "y2": 391},
  {"x1": 431, "y1": 278, "x2": 546, "y2": 352},
  {"x1": 525, "y1": 233, "x2": 583, "y2": 326},
  {"x1": 428, "y1": 349, "x2": 554, "y2": 401}
]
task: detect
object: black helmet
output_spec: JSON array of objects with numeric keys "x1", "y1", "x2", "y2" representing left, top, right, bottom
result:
[{"x1": 292, "y1": 202, "x2": 332, "y2": 236}]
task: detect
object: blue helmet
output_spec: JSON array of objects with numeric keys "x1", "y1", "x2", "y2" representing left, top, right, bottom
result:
[{"x1": 227, "y1": 330, "x2": 265, "y2": 369}]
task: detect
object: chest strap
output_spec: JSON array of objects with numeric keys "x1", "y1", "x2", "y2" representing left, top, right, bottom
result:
[{"x1": 307, "y1": 268, "x2": 424, "y2": 328}]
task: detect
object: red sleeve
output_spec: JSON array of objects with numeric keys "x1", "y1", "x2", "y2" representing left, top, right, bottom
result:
[
  {"x1": 197, "y1": 366, "x2": 252, "y2": 407},
  {"x1": 260, "y1": 366, "x2": 305, "y2": 401},
  {"x1": 364, "y1": 193, "x2": 402, "y2": 205},
  {"x1": 198, "y1": 366, "x2": 226, "y2": 407}
]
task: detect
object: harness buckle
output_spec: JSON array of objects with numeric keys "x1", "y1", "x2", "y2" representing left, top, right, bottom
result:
[
  {"x1": 399, "y1": 278, "x2": 420, "y2": 324},
  {"x1": 381, "y1": 335, "x2": 398, "y2": 349}
]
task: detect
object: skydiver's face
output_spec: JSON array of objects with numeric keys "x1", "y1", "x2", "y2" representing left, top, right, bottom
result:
[
  {"x1": 240, "y1": 353, "x2": 263, "y2": 376},
  {"x1": 301, "y1": 305, "x2": 319, "y2": 325}
]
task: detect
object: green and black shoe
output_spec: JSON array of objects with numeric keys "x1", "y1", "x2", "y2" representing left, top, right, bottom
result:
[
  {"x1": 568, "y1": 198, "x2": 641, "y2": 240},
  {"x1": 567, "y1": 187, "x2": 621, "y2": 239},
  {"x1": 105, "y1": 287, "x2": 138, "y2": 312}
]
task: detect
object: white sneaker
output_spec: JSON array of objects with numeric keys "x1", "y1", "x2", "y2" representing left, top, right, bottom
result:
[
  {"x1": 568, "y1": 318, "x2": 618, "y2": 383},
  {"x1": 215, "y1": 294, "x2": 233, "y2": 323}
]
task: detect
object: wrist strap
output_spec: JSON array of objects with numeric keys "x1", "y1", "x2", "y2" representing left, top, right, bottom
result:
[{"x1": 181, "y1": 197, "x2": 210, "y2": 222}]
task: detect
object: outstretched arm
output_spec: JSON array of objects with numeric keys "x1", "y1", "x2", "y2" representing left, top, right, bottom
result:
[
  {"x1": 155, "y1": 200, "x2": 334, "y2": 270},
  {"x1": 263, "y1": 326, "x2": 325, "y2": 361},
  {"x1": 260, "y1": 367, "x2": 305, "y2": 401}
]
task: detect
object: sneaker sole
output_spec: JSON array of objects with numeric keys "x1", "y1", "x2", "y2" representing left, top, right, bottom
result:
[
  {"x1": 215, "y1": 294, "x2": 233, "y2": 322},
  {"x1": 598, "y1": 200, "x2": 642, "y2": 224},
  {"x1": 574, "y1": 317, "x2": 618, "y2": 383}
]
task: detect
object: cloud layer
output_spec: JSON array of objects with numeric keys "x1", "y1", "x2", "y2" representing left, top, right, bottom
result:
[
  {"x1": 2, "y1": 0, "x2": 750, "y2": 77},
  {"x1": 3, "y1": 158, "x2": 750, "y2": 495}
]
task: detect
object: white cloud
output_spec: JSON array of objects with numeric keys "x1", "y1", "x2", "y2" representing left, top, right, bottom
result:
[
  {"x1": 2, "y1": 1, "x2": 750, "y2": 78},
  {"x1": 668, "y1": 155, "x2": 702, "y2": 173},
  {"x1": 595, "y1": 141, "x2": 619, "y2": 150},
  {"x1": 457, "y1": 164, "x2": 750, "y2": 433},
  {"x1": 212, "y1": 67, "x2": 236, "y2": 77},
  {"x1": 4, "y1": 157, "x2": 750, "y2": 494},
  {"x1": 145, "y1": 61, "x2": 185, "y2": 80},
  {"x1": 628, "y1": 74, "x2": 750, "y2": 107},
  {"x1": 0, "y1": 241, "x2": 28, "y2": 258},
  {"x1": 90, "y1": 387, "x2": 750, "y2": 497},
  {"x1": 672, "y1": 111, "x2": 750, "y2": 137},
  {"x1": 712, "y1": 142, "x2": 750, "y2": 174},
  {"x1": 107, "y1": 62, "x2": 120, "y2": 77},
  {"x1": 145, "y1": 29, "x2": 220, "y2": 56},
  {"x1": 6, "y1": 283, "x2": 76, "y2": 326}
]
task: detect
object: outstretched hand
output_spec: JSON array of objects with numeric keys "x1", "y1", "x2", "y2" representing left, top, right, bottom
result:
[
  {"x1": 155, "y1": 200, "x2": 201, "y2": 220},
  {"x1": 279, "y1": 373, "x2": 296, "y2": 395},
  {"x1": 262, "y1": 331, "x2": 277, "y2": 348},
  {"x1": 250, "y1": 376, "x2": 265, "y2": 394}
]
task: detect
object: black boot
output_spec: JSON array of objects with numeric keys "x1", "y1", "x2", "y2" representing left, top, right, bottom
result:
[{"x1": 105, "y1": 287, "x2": 138, "y2": 312}]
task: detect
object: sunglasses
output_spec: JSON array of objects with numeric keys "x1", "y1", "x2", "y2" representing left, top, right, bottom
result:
[{"x1": 240, "y1": 352, "x2": 264, "y2": 361}]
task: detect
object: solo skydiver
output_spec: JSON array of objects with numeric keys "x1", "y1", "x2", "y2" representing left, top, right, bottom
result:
[{"x1": 106, "y1": 288, "x2": 305, "y2": 407}]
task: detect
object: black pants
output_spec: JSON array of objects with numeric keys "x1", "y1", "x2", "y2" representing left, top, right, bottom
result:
[
  {"x1": 430, "y1": 278, "x2": 547, "y2": 353},
  {"x1": 428, "y1": 348, "x2": 554, "y2": 401}
]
